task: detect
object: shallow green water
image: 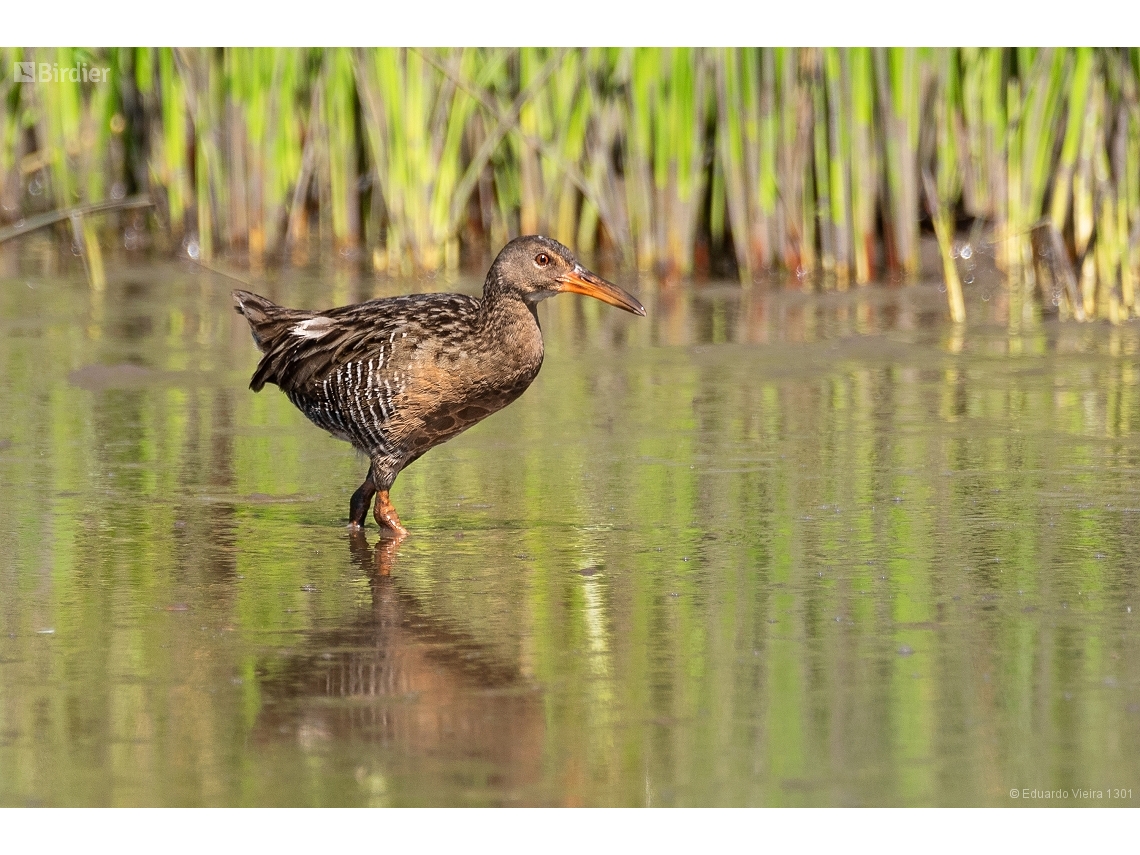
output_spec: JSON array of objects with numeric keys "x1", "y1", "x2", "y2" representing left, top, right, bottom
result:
[{"x1": 1, "y1": 259, "x2": 1138, "y2": 806}]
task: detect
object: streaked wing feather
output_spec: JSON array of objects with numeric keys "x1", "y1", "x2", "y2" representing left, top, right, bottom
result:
[{"x1": 242, "y1": 292, "x2": 481, "y2": 395}]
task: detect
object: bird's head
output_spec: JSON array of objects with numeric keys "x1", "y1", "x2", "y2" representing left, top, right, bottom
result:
[{"x1": 483, "y1": 235, "x2": 646, "y2": 316}]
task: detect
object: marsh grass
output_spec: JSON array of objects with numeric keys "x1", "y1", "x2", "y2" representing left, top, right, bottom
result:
[{"x1": 2, "y1": 48, "x2": 1139, "y2": 324}]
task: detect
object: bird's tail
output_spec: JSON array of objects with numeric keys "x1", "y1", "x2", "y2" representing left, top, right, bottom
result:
[{"x1": 232, "y1": 289, "x2": 312, "y2": 353}]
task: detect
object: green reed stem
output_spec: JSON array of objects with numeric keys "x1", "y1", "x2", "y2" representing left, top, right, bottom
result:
[{"x1": 927, "y1": 49, "x2": 965, "y2": 323}]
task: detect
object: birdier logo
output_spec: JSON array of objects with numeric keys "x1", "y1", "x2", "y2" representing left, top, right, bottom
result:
[{"x1": 14, "y1": 61, "x2": 109, "y2": 84}]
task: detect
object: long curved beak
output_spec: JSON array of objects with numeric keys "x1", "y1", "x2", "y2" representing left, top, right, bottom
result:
[{"x1": 558, "y1": 266, "x2": 646, "y2": 316}]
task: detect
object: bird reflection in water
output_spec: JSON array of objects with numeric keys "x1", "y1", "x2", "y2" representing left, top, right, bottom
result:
[{"x1": 252, "y1": 531, "x2": 544, "y2": 801}]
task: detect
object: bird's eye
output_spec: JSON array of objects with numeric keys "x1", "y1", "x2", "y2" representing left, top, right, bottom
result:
[{"x1": 535, "y1": 253, "x2": 550, "y2": 267}]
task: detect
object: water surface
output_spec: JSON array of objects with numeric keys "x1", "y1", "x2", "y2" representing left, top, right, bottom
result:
[{"x1": 1, "y1": 258, "x2": 1138, "y2": 805}]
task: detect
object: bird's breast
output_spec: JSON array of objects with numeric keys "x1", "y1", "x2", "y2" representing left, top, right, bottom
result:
[{"x1": 391, "y1": 309, "x2": 544, "y2": 452}]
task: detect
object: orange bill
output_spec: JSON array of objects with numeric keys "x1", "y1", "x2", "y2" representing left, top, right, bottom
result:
[{"x1": 557, "y1": 266, "x2": 646, "y2": 316}]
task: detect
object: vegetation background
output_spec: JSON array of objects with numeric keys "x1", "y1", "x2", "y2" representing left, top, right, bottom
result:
[{"x1": 2, "y1": 47, "x2": 1138, "y2": 324}]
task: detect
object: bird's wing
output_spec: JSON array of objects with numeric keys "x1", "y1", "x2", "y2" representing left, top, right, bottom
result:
[{"x1": 245, "y1": 293, "x2": 481, "y2": 395}]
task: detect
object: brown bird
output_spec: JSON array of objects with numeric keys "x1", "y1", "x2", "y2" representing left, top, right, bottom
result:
[{"x1": 233, "y1": 235, "x2": 645, "y2": 535}]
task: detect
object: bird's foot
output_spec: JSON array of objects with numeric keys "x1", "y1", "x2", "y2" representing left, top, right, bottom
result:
[{"x1": 374, "y1": 490, "x2": 408, "y2": 537}]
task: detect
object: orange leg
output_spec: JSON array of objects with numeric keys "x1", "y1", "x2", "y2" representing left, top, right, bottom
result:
[{"x1": 374, "y1": 489, "x2": 408, "y2": 536}]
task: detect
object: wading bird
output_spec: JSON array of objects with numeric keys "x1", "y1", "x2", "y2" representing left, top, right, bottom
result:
[{"x1": 234, "y1": 235, "x2": 645, "y2": 535}]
